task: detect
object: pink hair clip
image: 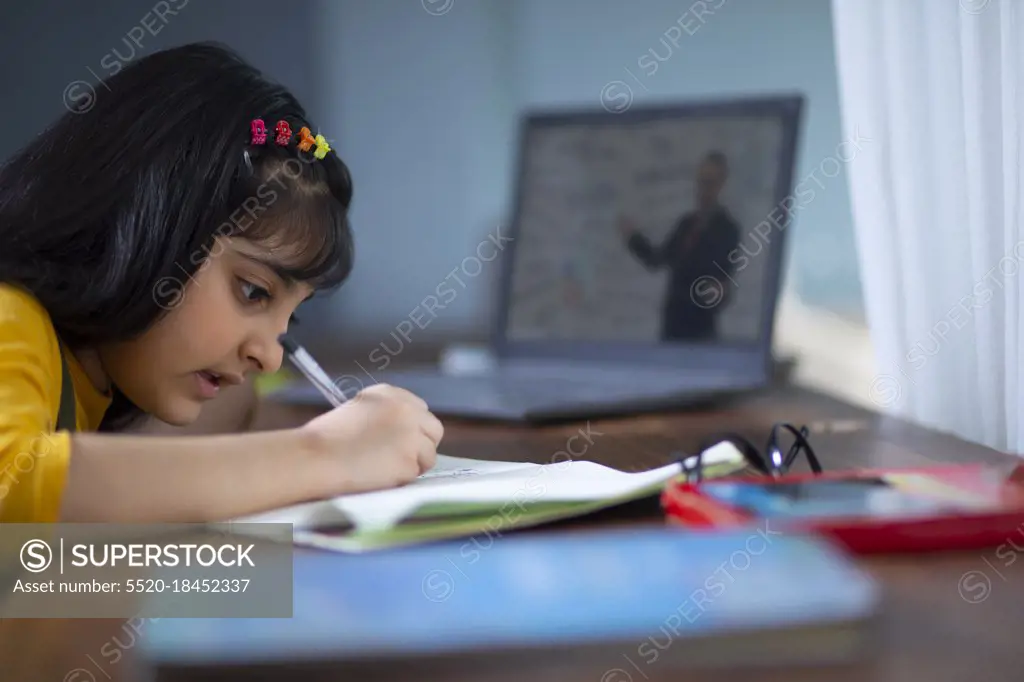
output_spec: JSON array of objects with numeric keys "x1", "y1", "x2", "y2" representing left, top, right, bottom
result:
[{"x1": 250, "y1": 118, "x2": 267, "y2": 145}]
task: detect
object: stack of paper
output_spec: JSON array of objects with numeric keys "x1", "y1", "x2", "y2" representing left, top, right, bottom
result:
[{"x1": 231, "y1": 443, "x2": 746, "y2": 553}]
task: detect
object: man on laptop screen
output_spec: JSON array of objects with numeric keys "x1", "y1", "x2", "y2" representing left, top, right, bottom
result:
[
  {"x1": 505, "y1": 111, "x2": 785, "y2": 348},
  {"x1": 617, "y1": 150, "x2": 742, "y2": 342}
]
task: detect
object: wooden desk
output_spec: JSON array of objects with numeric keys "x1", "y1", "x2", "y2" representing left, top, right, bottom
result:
[{"x1": 4, "y1": 385, "x2": 1024, "y2": 681}]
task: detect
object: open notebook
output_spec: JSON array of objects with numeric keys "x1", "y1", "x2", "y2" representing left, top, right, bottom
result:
[{"x1": 227, "y1": 443, "x2": 746, "y2": 553}]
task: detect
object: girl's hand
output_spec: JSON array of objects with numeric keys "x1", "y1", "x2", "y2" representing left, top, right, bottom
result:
[{"x1": 300, "y1": 383, "x2": 444, "y2": 496}]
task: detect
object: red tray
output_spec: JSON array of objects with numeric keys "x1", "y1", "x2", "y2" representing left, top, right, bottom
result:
[{"x1": 661, "y1": 463, "x2": 1024, "y2": 554}]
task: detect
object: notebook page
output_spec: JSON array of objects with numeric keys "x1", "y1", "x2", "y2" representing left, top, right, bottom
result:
[
  {"x1": 416, "y1": 454, "x2": 537, "y2": 481},
  {"x1": 332, "y1": 460, "x2": 682, "y2": 531},
  {"x1": 234, "y1": 443, "x2": 743, "y2": 531}
]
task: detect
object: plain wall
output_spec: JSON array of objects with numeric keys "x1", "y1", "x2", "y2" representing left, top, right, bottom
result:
[
  {"x1": 0, "y1": 0, "x2": 318, "y2": 160},
  {"x1": 303, "y1": 0, "x2": 521, "y2": 354}
]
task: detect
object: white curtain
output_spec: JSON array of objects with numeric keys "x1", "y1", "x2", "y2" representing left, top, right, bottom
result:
[{"x1": 831, "y1": 0, "x2": 1024, "y2": 454}]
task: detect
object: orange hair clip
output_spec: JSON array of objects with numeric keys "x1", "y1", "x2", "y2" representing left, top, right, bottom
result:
[{"x1": 297, "y1": 126, "x2": 316, "y2": 152}]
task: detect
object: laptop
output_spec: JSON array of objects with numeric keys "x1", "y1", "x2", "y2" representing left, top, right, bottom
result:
[{"x1": 280, "y1": 94, "x2": 804, "y2": 422}]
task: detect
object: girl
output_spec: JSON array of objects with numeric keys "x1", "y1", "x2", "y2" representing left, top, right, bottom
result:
[{"x1": 0, "y1": 42, "x2": 443, "y2": 524}]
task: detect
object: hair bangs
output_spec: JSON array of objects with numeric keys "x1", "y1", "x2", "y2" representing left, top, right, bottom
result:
[
  {"x1": 214, "y1": 145, "x2": 355, "y2": 293},
  {"x1": 234, "y1": 181, "x2": 353, "y2": 292}
]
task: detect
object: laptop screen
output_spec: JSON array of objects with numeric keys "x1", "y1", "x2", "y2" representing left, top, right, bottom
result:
[{"x1": 504, "y1": 103, "x2": 796, "y2": 347}]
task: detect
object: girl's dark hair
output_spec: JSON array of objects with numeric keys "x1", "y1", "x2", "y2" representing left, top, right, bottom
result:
[{"x1": 0, "y1": 42, "x2": 355, "y2": 431}]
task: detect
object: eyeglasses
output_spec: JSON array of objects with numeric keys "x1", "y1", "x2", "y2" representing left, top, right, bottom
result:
[{"x1": 679, "y1": 422, "x2": 823, "y2": 483}]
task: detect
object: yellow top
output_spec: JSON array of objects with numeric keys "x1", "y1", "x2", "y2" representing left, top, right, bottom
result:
[{"x1": 0, "y1": 283, "x2": 112, "y2": 522}]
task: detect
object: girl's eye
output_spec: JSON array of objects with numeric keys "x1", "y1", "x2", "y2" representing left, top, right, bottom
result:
[
  {"x1": 239, "y1": 279, "x2": 300, "y2": 325},
  {"x1": 239, "y1": 280, "x2": 271, "y2": 303}
]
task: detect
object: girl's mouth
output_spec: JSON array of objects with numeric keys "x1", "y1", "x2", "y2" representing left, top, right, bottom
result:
[{"x1": 195, "y1": 370, "x2": 222, "y2": 398}]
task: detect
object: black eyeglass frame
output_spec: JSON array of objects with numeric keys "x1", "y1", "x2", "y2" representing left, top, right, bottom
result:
[{"x1": 679, "y1": 422, "x2": 823, "y2": 483}]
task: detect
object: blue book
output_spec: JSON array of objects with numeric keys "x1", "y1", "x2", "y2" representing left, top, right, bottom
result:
[{"x1": 141, "y1": 526, "x2": 878, "y2": 677}]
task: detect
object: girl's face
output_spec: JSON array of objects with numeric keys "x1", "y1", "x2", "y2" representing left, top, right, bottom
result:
[{"x1": 98, "y1": 236, "x2": 315, "y2": 426}]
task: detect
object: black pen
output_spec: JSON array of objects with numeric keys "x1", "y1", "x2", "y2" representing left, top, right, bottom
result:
[{"x1": 279, "y1": 335, "x2": 347, "y2": 408}]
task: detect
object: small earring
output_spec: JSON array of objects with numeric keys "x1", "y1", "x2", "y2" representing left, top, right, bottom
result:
[{"x1": 243, "y1": 149, "x2": 253, "y2": 175}]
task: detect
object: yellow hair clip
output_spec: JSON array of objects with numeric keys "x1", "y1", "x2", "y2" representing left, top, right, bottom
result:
[{"x1": 313, "y1": 134, "x2": 331, "y2": 160}]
